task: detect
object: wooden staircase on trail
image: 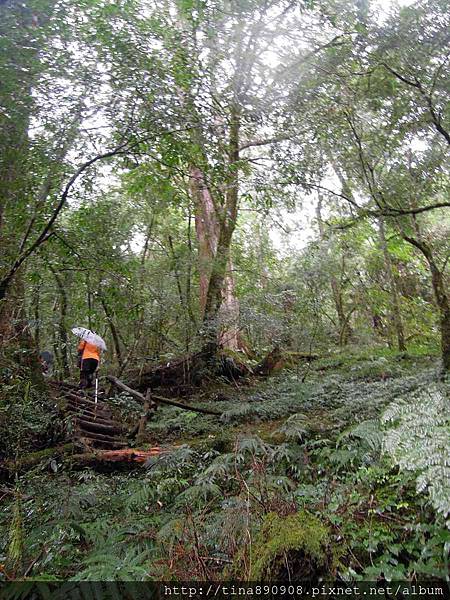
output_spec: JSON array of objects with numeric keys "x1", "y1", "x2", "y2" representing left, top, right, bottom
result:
[
  {"x1": 41, "y1": 375, "x2": 221, "y2": 468},
  {"x1": 50, "y1": 381, "x2": 128, "y2": 450}
]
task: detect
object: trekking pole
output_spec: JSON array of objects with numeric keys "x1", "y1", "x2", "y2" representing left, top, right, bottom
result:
[{"x1": 95, "y1": 372, "x2": 99, "y2": 404}]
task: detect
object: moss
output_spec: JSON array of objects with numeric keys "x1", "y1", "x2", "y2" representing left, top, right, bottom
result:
[
  {"x1": 3, "y1": 443, "x2": 75, "y2": 473},
  {"x1": 234, "y1": 511, "x2": 334, "y2": 580}
]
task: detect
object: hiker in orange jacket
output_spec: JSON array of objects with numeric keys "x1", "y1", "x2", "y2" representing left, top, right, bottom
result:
[{"x1": 77, "y1": 340, "x2": 101, "y2": 389}]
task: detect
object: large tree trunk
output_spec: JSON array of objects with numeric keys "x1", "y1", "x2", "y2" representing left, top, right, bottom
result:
[
  {"x1": 404, "y1": 235, "x2": 449, "y2": 372},
  {"x1": 218, "y1": 257, "x2": 243, "y2": 351},
  {"x1": 190, "y1": 166, "x2": 219, "y2": 317},
  {"x1": 378, "y1": 218, "x2": 407, "y2": 352},
  {"x1": 189, "y1": 157, "x2": 245, "y2": 351},
  {"x1": 201, "y1": 108, "x2": 242, "y2": 344}
]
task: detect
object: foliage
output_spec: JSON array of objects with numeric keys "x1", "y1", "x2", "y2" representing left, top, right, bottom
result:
[
  {"x1": 2, "y1": 354, "x2": 449, "y2": 581},
  {"x1": 0, "y1": 359, "x2": 60, "y2": 459},
  {"x1": 0, "y1": 0, "x2": 449, "y2": 585},
  {"x1": 382, "y1": 384, "x2": 450, "y2": 519}
]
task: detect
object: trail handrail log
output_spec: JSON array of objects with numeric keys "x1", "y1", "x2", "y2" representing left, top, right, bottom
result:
[{"x1": 106, "y1": 375, "x2": 222, "y2": 416}]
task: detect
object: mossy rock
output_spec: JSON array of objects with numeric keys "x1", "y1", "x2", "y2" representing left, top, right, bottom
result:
[{"x1": 248, "y1": 511, "x2": 334, "y2": 580}]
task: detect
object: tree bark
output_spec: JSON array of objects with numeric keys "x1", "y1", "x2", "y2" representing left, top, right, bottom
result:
[
  {"x1": 189, "y1": 159, "x2": 245, "y2": 350},
  {"x1": 218, "y1": 257, "x2": 243, "y2": 351},
  {"x1": 48, "y1": 264, "x2": 70, "y2": 378},
  {"x1": 378, "y1": 218, "x2": 407, "y2": 351},
  {"x1": 99, "y1": 294, "x2": 123, "y2": 368},
  {"x1": 201, "y1": 107, "x2": 241, "y2": 341},
  {"x1": 190, "y1": 166, "x2": 220, "y2": 317},
  {"x1": 404, "y1": 235, "x2": 449, "y2": 372}
]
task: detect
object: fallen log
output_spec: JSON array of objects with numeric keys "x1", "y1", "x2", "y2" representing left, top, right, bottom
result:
[
  {"x1": 2, "y1": 444, "x2": 76, "y2": 472},
  {"x1": 2, "y1": 445, "x2": 165, "y2": 472},
  {"x1": 107, "y1": 376, "x2": 222, "y2": 416},
  {"x1": 64, "y1": 447, "x2": 166, "y2": 467}
]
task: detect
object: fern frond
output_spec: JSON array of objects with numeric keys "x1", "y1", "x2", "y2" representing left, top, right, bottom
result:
[
  {"x1": 277, "y1": 413, "x2": 309, "y2": 441},
  {"x1": 382, "y1": 385, "x2": 450, "y2": 518}
]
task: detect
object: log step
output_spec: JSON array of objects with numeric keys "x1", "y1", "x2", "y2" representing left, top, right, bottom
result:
[
  {"x1": 67, "y1": 404, "x2": 111, "y2": 419},
  {"x1": 67, "y1": 408, "x2": 121, "y2": 428},
  {"x1": 77, "y1": 436, "x2": 128, "y2": 449},
  {"x1": 74, "y1": 417, "x2": 125, "y2": 435},
  {"x1": 57, "y1": 383, "x2": 131, "y2": 450}
]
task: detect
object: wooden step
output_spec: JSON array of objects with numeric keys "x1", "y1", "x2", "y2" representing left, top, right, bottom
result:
[
  {"x1": 74, "y1": 417, "x2": 125, "y2": 435},
  {"x1": 67, "y1": 408, "x2": 120, "y2": 428}
]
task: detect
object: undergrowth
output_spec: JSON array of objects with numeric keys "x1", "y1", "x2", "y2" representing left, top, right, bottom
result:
[{"x1": 0, "y1": 353, "x2": 448, "y2": 581}]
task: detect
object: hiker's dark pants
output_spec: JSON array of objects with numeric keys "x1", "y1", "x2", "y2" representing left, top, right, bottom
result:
[{"x1": 80, "y1": 358, "x2": 98, "y2": 389}]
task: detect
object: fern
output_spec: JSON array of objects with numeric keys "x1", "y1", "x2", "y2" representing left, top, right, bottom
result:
[
  {"x1": 196, "y1": 453, "x2": 236, "y2": 485},
  {"x1": 174, "y1": 483, "x2": 222, "y2": 509},
  {"x1": 338, "y1": 419, "x2": 383, "y2": 452},
  {"x1": 277, "y1": 413, "x2": 309, "y2": 440},
  {"x1": 73, "y1": 548, "x2": 149, "y2": 581},
  {"x1": 382, "y1": 385, "x2": 450, "y2": 519},
  {"x1": 146, "y1": 445, "x2": 197, "y2": 475},
  {"x1": 221, "y1": 403, "x2": 254, "y2": 423},
  {"x1": 157, "y1": 517, "x2": 186, "y2": 550}
]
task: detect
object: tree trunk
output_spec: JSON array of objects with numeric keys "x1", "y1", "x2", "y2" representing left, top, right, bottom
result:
[
  {"x1": 190, "y1": 166, "x2": 220, "y2": 317},
  {"x1": 48, "y1": 264, "x2": 70, "y2": 378},
  {"x1": 99, "y1": 294, "x2": 123, "y2": 368},
  {"x1": 404, "y1": 235, "x2": 449, "y2": 372},
  {"x1": 378, "y1": 218, "x2": 407, "y2": 352},
  {"x1": 316, "y1": 196, "x2": 352, "y2": 346},
  {"x1": 202, "y1": 107, "x2": 242, "y2": 343},
  {"x1": 218, "y1": 257, "x2": 244, "y2": 351},
  {"x1": 189, "y1": 157, "x2": 245, "y2": 350}
]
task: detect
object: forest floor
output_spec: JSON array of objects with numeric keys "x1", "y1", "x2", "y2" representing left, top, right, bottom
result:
[{"x1": 1, "y1": 349, "x2": 449, "y2": 581}]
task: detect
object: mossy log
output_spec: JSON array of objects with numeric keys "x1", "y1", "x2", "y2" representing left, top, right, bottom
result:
[
  {"x1": 2, "y1": 443, "x2": 76, "y2": 473},
  {"x1": 2, "y1": 445, "x2": 167, "y2": 473}
]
